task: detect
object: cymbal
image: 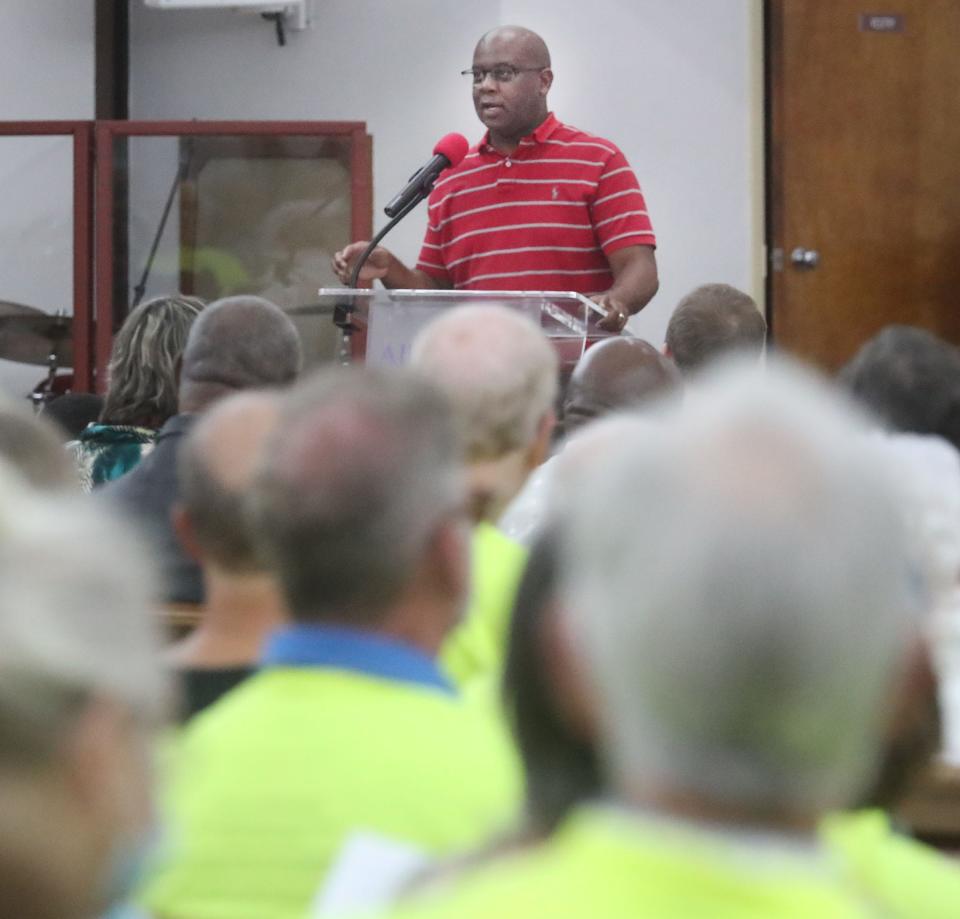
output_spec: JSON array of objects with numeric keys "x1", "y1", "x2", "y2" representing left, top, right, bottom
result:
[
  {"x1": 0, "y1": 300, "x2": 44, "y2": 318},
  {"x1": 0, "y1": 312, "x2": 73, "y2": 367}
]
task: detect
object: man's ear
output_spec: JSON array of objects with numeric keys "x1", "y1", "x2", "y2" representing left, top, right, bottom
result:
[
  {"x1": 663, "y1": 343, "x2": 673, "y2": 359},
  {"x1": 63, "y1": 697, "x2": 155, "y2": 867},
  {"x1": 539, "y1": 68, "x2": 554, "y2": 96},
  {"x1": 62, "y1": 697, "x2": 131, "y2": 820},
  {"x1": 540, "y1": 606, "x2": 600, "y2": 743},
  {"x1": 863, "y1": 635, "x2": 942, "y2": 809},
  {"x1": 526, "y1": 409, "x2": 556, "y2": 471},
  {"x1": 885, "y1": 636, "x2": 939, "y2": 741},
  {"x1": 171, "y1": 504, "x2": 202, "y2": 563},
  {"x1": 430, "y1": 515, "x2": 472, "y2": 610}
]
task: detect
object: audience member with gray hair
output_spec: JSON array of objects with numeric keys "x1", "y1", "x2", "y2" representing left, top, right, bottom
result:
[
  {"x1": 494, "y1": 438, "x2": 960, "y2": 917},
  {"x1": 839, "y1": 324, "x2": 960, "y2": 451},
  {"x1": 142, "y1": 367, "x2": 520, "y2": 919},
  {"x1": 253, "y1": 368, "x2": 465, "y2": 624},
  {"x1": 168, "y1": 390, "x2": 288, "y2": 721},
  {"x1": 373, "y1": 360, "x2": 927, "y2": 918},
  {"x1": 409, "y1": 305, "x2": 555, "y2": 688},
  {"x1": 102, "y1": 295, "x2": 302, "y2": 605},
  {"x1": 0, "y1": 462, "x2": 166, "y2": 919},
  {"x1": 410, "y1": 304, "x2": 558, "y2": 524},
  {"x1": 665, "y1": 283, "x2": 766, "y2": 375},
  {"x1": 566, "y1": 363, "x2": 917, "y2": 823},
  {"x1": 68, "y1": 294, "x2": 205, "y2": 490},
  {"x1": 841, "y1": 325, "x2": 960, "y2": 811}
]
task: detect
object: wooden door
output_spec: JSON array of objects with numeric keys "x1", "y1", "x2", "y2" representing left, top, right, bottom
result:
[{"x1": 768, "y1": 1, "x2": 960, "y2": 371}]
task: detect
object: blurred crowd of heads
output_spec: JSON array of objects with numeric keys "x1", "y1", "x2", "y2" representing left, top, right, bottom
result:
[{"x1": 3, "y1": 278, "x2": 960, "y2": 916}]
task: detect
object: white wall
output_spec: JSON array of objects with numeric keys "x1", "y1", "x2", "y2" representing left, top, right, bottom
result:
[
  {"x1": 503, "y1": 0, "x2": 761, "y2": 342},
  {"x1": 0, "y1": 1, "x2": 95, "y2": 397},
  {"x1": 130, "y1": 0, "x2": 761, "y2": 346},
  {"x1": 0, "y1": 3, "x2": 94, "y2": 121}
]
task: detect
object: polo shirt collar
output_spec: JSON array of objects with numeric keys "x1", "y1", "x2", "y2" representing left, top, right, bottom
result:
[
  {"x1": 262, "y1": 624, "x2": 455, "y2": 695},
  {"x1": 531, "y1": 111, "x2": 561, "y2": 142},
  {"x1": 479, "y1": 111, "x2": 561, "y2": 152}
]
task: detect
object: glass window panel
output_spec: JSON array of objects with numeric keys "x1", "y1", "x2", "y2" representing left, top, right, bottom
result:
[
  {"x1": 0, "y1": 135, "x2": 75, "y2": 399},
  {"x1": 118, "y1": 133, "x2": 354, "y2": 369}
]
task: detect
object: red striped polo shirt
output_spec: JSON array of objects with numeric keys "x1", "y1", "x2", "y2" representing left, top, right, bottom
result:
[{"x1": 416, "y1": 112, "x2": 656, "y2": 293}]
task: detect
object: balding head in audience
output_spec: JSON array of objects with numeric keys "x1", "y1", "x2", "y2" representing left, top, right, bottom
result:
[
  {"x1": 252, "y1": 367, "x2": 468, "y2": 649},
  {"x1": 665, "y1": 283, "x2": 766, "y2": 376},
  {"x1": 562, "y1": 337, "x2": 678, "y2": 437},
  {"x1": 410, "y1": 305, "x2": 558, "y2": 522},
  {"x1": 559, "y1": 360, "x2": 921, "y2": 827},
  {"x1": 170, "y1": 391, "x2": 288, "y2": 719},
  {"x1": 177, "y1": 390, "x2": 282, "y2": 576},
  {"x1": 0, "y1": 465, "x2": 164, "y2": 919},
  {"x1": 178, "y1": 295, "x2": 303, "y2": 413}
]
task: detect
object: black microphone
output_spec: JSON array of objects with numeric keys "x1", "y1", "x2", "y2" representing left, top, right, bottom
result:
[{"x1": 383, "y1": 133, "x2": 469, "y2": 218}]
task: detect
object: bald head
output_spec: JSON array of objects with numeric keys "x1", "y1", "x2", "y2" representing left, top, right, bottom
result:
[
  {"x1": 476, "y1": 26, "x2": 551, "y2": 68},
  {"x1": 472, "y1": 27, "x2": 553, "y2": 148},
  {"x1": 179, "y1": 296, "x2": 302, "y2": 413},
  {"x1": 411, "y1": 305, "x2": 558, "y2": 460},
  {"x1": 251, "y1": 367, "x2": 464, "y2": 623},
  {"x1": 178, "y1": 391, "x2": 281, "y2": 572},
  {"x1": 563, "y1": 338, "x2": 679, "y2": 437}
]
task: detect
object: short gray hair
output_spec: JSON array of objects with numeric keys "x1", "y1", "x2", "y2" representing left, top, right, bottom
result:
[
  {"x1": 0, "y1": 465, "x2": 165, "y2": 766},
  {"x1": 251, "y1": 367, "x2": 463, "y2": 622},
  {"x1": 560, "y1": 359, "x2": 922, "y2": 816},
  {"x1": 410, "y1": 305, "x2": 558, "y2": 459},
  {"x1": 666, "y1": 284, "x2": 766, "y2": 375},
  {"x1": 180, "y1": 296, "x2": 302, "y2": 411},
  {"x1": 101, "y1": 294, "x2": 206, "y2": 427}
]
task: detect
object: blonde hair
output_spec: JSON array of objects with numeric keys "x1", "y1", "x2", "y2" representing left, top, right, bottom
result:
[{"x1": 101, "y1": 294, "x2": 206, "y2": 427}]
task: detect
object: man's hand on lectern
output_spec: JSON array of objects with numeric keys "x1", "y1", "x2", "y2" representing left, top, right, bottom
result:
[
  {"x1": 591, "y1": 292, "x2": 631, "y2": 333},
  {"x1": 332, "y1": 242, "x2": 391, "y2": 286}
]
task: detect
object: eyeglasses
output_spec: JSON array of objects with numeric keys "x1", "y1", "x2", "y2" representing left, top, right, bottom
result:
[{"x1": 460, "y1": 65, "x2": 546, "y2": 85}]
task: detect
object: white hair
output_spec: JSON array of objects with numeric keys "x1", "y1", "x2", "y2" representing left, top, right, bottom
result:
[
  {"x1": 0, "y1": 462, "x2": 166, "y2": 763},
  {"x1": 560, "y1": 358, "x2": 924, "y2": 816},
  {"x1": 874, "y1": 433, "x2": 960, "y2": 604},
  {"x1": 878, "y1": 433, "x2": 960, "y2": 767},
  {"x1": 499, "y1": 414, "x2": 660, "y2": 546},
  {"x1": 410, "y1": 305, "x2": 558, "y2": 460}
]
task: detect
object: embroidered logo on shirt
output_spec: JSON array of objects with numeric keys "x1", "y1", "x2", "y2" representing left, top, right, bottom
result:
[{"x1": 551, "y1": 186, "x2": 559, "y2": 200}]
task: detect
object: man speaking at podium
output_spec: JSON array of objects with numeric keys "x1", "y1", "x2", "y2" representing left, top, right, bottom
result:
[{"x1": 333, "y1": 26, "x2": 658, "y2": 333}]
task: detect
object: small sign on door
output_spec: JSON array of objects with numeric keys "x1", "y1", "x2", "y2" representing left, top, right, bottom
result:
[{"x1": 859, "y1": 13, "x2": 905, "y2": 33}]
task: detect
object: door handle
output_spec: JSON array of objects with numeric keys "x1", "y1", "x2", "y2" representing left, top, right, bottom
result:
[{"x1": 790, "y1": 247, "x2": 820, "y2": 269}]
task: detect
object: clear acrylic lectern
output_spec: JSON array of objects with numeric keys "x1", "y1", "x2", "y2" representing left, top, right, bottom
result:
[{"x1": 293, "y1": 288, "x2": 616, "y2": 370}]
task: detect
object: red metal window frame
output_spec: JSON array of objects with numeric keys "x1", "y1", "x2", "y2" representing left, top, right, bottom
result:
[
  {"x1": 94, "y1": 120, "x2": 373, "y2": 388},
  {"x1": 0, "y1": 122, "x2": 95, "y2": 391}
]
